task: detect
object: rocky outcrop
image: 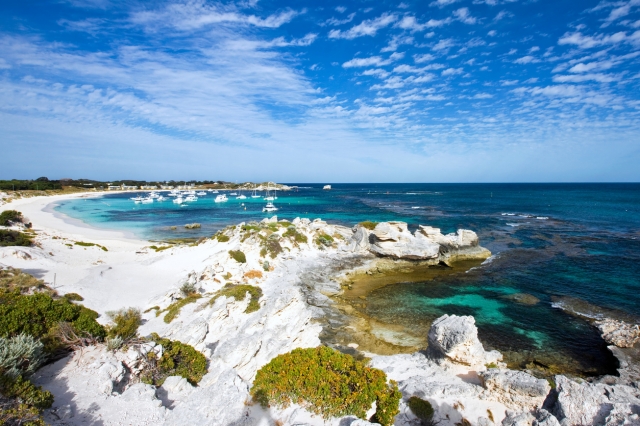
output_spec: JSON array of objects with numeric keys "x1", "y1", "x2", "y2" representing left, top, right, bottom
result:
[
  {"x1": 347, "y1": 225, "x2": 370, "y2": 252},
  {"x1": 428, "y1": 314, "x2": 502, "y2": 366},
  {"x1": 595, "y1": 318, "x2": 640, "y2": 348},
  {"x1": 553, "y1": 375, "x2": 640, "y2": 426},
  {"x1": 479, "y1": 369, "x2": 550, "y2": 411},
  {"x1": 365, "y1": 221, "x2": 491, "y2": 261}
]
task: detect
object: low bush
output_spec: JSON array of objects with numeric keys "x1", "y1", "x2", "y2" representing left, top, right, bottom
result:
[
  {"x1": 162, "y1": 294, "x2": 202, "y2": 323},
  {"x1": 208, "y1": 284, "x2": 262, "y2": 313},
  {"x1": 407, "y1": 396, "x2": 434, "y2": 424},
  {"x1": 251, "y1": 346, "x2": 400, "y2": 426},
  {"x1": 0, "y1": 268, "x2": 51, "y2": 295},
  {"x1": 0, "y1": 374, "x2": 53, "y2": 409},
  {"x1": 149, "y1": 245, "x2": 171, "y2": 252},
  {"x1": 0, "y1": 292, "x2": 106, "y2": 348},
  {"x1": 241, "y1": 224, "x2": 260, "y2": 232},
  {"x1": 283, "y1": 227, "x2": 308, "y2": 244},
  {"x1": 106, "y1": 308, "x2": 141, "y2": 340},
  {"x1": 244, "y1": 270, "x2": 263, "y2": 280},
  {"x1": 0, "y1": 395, "x2": 46, "y2": 425},
  {"x1": 215, "y1": 234, "x2": 230, "y2": 242},
  {"x1": 180, "y1": 282, "x2": 197, "y2": 297},
  {"x1": 0, "y1": 334, "x2": 46, "y2": 379},
  {"x1": 261, "y1": 237, "x2": 283, "y2": 259},
  {"x1": 73, "y1": 241, "x2": 108, "y2": 251},
  {"x1": 229, "y1": 250, "x2": 246, "y2": 263},
  {"x1": 315, "y1": 233, "x2": 334, "y2": 248},
  {"x1": 141, "y1": 333, "x2": 207, "y2": 386},
  {"x1": 358, "y1": 221, "x2": 378, "y2": 231},
  {"x1": 0, "y1": 230, "x2": 32, "y2": 247},
  {"x1": 63, "y1": 293, "x2": 84, "y2": 302},
  {"x1": 0, "y1": 210, "x2": 23, "y2": 227},
  {"x1": 106, "y1": 336, "x2": 124, "y2": 351}
]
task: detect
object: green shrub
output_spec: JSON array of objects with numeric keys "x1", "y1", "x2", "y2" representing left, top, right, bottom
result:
[
  {"x1": 180, "y1": 282, "x2": 197, "y2": 297},
  {"x1": 315, "y1": 233, "x2": 334, "y2": 248},
  {"x1": 106, "y1": 308, "x2": 141, "y2": 340},
  {"x1": 262, "y1": 261, "x2": 270, "y2": 271},
  {"x1": 0, "y1": 334, "x2": 46, "y2": 379},
  {"x1": 63, "y1": 293, "x2": 84, "y2": 302},
  {"x1": 141, "y1": 333, "x2": 207, "y2": 386},
  {"x1": 73, "y1": 241, "x2": 96, "y2": 247},
  {"x1": 0, "y1": 396, "x2": 46, "y2": 425},
  {"x1": 0, "y1": 210, "x2": 23, "y2": 227},
  {"x1": 215, "y1": 234, "x2": 230, "y2": 242},
  {"x1": 208, "y1": 284, "x2": 262, "y2": 313},
  {"x1": 0, "y1": 374, "x2": 53, "y2": 409},
  {"x1": 407, "y1": 396, "x2": 434, "y2": 422},
  {"x1": 283, "y1": 227, "x2": 308, "y2": 243},
  {"x1": 229, "y1": 250, "x2": 246, "y2": 263},
  {"x1": 262, "y1": 238, "x2": 282, "y2": 259},
  {"x1": 0, "y1": 292, "x2": 106, "y2": 347},
  {"x1": 241, "y1": 224, "x2": 260, "y2": 232},
  {"x1": 252, "y1": 346, "x2": 400, "y2": 426},
  {"x1": 106, "y1": 336, "x2": 124, "y2": 351},
  {"x1": 0, "y1": 268, "x2": 51, "y2": 295},
  {"x1": 359, "y1": 221, "x2": 378, "y2": 231},
  {"x1": 0, "y1": 230, "x2": 32, "y2": 247},
  {"x1": 162, "y1": 294, "x2": 202, "y2": 323}
]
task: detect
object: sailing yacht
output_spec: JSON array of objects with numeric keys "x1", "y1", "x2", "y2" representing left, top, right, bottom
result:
[
  {"x1": 251, "y1": 185, "x2": 261, "y2": 198},
  {"x1": 236, "y1": 192, "x2": 247, "y2": 200}
]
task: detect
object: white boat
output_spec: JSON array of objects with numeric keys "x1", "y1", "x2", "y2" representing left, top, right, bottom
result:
[
  {"x1": 264, "y1": 188, "x2": 277, "y2": 201},
  {"x1": 141, "y1": 197, "x2": 154, "y2": 204},
  {"x1": 196, "y1": 191, "x2": 207, "y2": 196},
  {"x1": 263, "y1": 202, "x2": 278, "y2": 212},
  {"x1": 167, "y1": 191, "x2": 179, "y2": 197},
  {"x1": 323, "y1": 185, "x2": 331, "y2": 190},
  {"x1": 157, "y1": 196, "x2": 166, "y2": 201},
  {"x1": 230, "y1": 192, "x2": 237, "y2": 196},
  {"x1": 130, "y1": 195, "x2": 143, "y2": 201},
  {"x1": 173, "y1": 197, "x2": 184, "y2": 204},
  {"x1": 236, "y1": 194, "x2": 247, "y2": 200},
  {"x1": 212, "y1": 190, "x2": 219, "y2": 194},
  {"x1": 214, "y1": 194, "x2": 228, "y2": 203},
  {"x1": 149, "y1": 192, "x2": 160, "y2": 199},
  {"x1": 251, "y1": 185, "x2": 261, "y2": 198},
  {"x1": 185, "y1": 195, "x2": 198, "y2": 202}
]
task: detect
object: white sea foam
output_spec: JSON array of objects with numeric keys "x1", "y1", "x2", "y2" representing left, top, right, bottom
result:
[
  {"x1": 411, "y1": 206, "x2": 421, "y2": 209},
  {"x1": 502, "y1": 213, "x2": 516, "y2": 216},
  {"x1": 536, "y1": 216, "x2": 549, "y2": 220}
]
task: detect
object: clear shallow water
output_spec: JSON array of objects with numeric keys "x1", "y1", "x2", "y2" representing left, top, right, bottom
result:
[{"x1": 55, "y1": 183, "x2": 640, "y2": 375}]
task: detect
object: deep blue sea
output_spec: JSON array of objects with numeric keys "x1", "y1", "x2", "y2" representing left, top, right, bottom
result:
[{"x1": 55, "y1": 183, "x2": 640, "y2": 376}]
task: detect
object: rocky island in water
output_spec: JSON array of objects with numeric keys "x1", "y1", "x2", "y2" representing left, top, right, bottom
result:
[{"x1": 1, "y1": 193, "x2": 639, "y2": 426}]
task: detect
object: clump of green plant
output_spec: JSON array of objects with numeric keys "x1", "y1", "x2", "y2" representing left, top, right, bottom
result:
[
  {"x1": 0, "y1": 334, "x2": 46, "y2": 379},
  {"x1": 0, "y1": 230, "x2": 32, "y2": 247},
  {"x1": 149, "y1": 245, "x2": 171, "y2": 252},
  {"x1": 0, "y1": 292, "x2": 106, "y2": 350},
  {"x1": 0, "y1": 374, "x2": 53, "y2": 410},
  {"x1": 229, "y1": 250, "x2": 247, "y2": 263},
  {"x1": 106, "y1": 308, "x2": 142, "y2": 341},
  {"x1": 0, "y1": 210, "x2": 23, "y2": 227},
  {"x1": 485, "y1": 362, "x2": 498, "y2": 369},
  {"x1": 261, "y1": 236, "x2": 283, "y2": 259},
  {"x1": 407, "y1": 396, "x2": 434, "y2": 425},
  {"x1": 180, "y1": 282, "x2": 197, "y2": 297},
  {"x1": 0, "y1": 395, "x2": 47, "y2": 425},
  {"x1": 215, "y1": 234, "x2": 230, "y2": 242},
  {"x1": 315, "y1": 233, "x2": 334, "y2": 248},
  {"x1": 63, "y1": 293, "x2": 84, "y2": 302},
  {"x1": 73, "y1": 241, "x2": 108, "y2": 251},
  {"x1": 262, "y1": 261, "x2": 270, "y2": 272},
  {"x1": 143, "y1": 306, "x2": 160, "y2": 314},
  {"x1": 106, "y1": 336, "x2": 124, "y2": 351},
  {"x1": 208, "y1": 284, "x2": 262, "y2": 313},
  {"x1": 251, "y1": 346, "x2": 401, "y2": 426},
  {"x1": 283, "y1": 227, "x2": 308, "y2": 244},
  {"x1": 161, "y1": 294, "x2": 202, "y2": 323},
  {"x1": 241, "y1": 224, "x2": 260, "y2": 232},
  {"x1": 0, "y1": 268, "x2": 52, "y2": 295},
  {"x1": 358, "y1": 221, "x2": 379, "y2": 231},
  {"x1": 223, "y1": 272, "x2": 232, "y2": 280},
  {"x1": 140, "y1": 333, "x2": 207, "y2": 386}
]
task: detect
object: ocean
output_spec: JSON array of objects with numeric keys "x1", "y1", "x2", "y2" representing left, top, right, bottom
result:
[{"x1": 54, "y1": 183, "x2": 640, "y2": 376}]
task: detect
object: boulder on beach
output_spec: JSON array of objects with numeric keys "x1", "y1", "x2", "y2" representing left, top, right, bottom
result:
[
  {"x1": 594, "y1": 318, "x2": 640, "y2": 348},
  {"x1": 427, "y1": 314, "x2": 502, "y2": 366},
  {"x1": 479, "y1": 368, "x2": 550, "y2": 411}
]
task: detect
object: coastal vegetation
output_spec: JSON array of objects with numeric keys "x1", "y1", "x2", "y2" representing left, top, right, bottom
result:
[
  {"x1": 141, "y1": 333, "x2": 207, "y2": 386},
  {"x1": 149, "y1": 245, "x2": 171, "y2": 252},
  {"x1": 407, "y1": 396, "x2": 434, "y2": 425},
  {"x1": 0, "y1": 230, "x2": 33, "y2": 247},
  {"x1": 106, "y1": 308, "x2": 142, "y2": 341},
  {"x1": 0, "y1": 268, "x2": 51, "y2": 295},
  {"x1": 358, "y1": 221, "x2": 379, "y2": 231},
  {"x1": 208, "y1": 284, "x2": 262, "y2": 313},
  {"x1": 315, "y1": 232, "x2": 334, "y2": 248},
  {"x1": 161, "y1": 294, "x2": 202, "y2": 324},
  {"x1": 215, "y1": 234, "x2": 230, "y2": 242},
  {"x1": 74, "y1": 241, "x2": 108, "y2": 251},
  {"x1": 0, "y1": 210, "x2": 24, "y2": 227},
  {"x1": 251, "y1": 346, "x2": 401, "y2": 426},
  {"x1": 229, "y1": 250, "x2": 247, "y2": 263},
  {"x1": 283, "y1": 226, "x2": 308, "y2": 243}
]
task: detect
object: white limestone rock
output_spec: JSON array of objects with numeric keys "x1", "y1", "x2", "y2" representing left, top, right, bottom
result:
[
  {"x1": 595, "y1": 318, "x2": 640, "y2": 348},
  {"x1": 502, "y1": 411, "x2": 535, "y2": 426},
  {"x1": 533, "y1": 409, "x2": 561, "y2": 426},
  {"x1": 348, "y1": 226, "x2": 370, "y2": 252},
  {"x1": 479, "y1": 368, "x2": 550, "y2": 411},
  {"x1": 428, "y1": 314, "x2": 502, "y2": 366},
  {"x1": 369, "y1": 222, "x2": 440, "y2": 260}
]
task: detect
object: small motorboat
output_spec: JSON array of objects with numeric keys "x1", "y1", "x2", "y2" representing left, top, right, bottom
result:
[
  {"x1": 262, "y1": 202, "x2": 278, "y2": 212},
  {"x1": 185, "y1": 195, "x2": 198, "y2": 202},
  {"x1": 215, "y1": 194, "x2": 228, "y2": 203}
]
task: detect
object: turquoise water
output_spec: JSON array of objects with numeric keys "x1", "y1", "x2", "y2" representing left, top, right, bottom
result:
[{"x1": 55, "y1": 183, "x2": 640, "y2": 375}]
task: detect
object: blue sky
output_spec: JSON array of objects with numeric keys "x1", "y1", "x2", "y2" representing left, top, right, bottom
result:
[{"x1": 1, "y1": 0, "x2": 640, "y2": 182}]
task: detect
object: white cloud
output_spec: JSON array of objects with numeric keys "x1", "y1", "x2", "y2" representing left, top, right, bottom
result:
[
  {"x1": 529, "y1": 46, "x2": 540, "y2": 53},
  {"x1": 362, "y1": 68, "x2": 390, "y2": 78},
  {"x1": 326, "y1": 13, "x2": 356, "y2": 26},
  {"x1": 343, "y1": 56, "x2": 393, "y2": 68},
  {"x1": 602, "y1": 0, "x2": 640, "y2": 26},
  {"x1": 488, "y1": 30, "x2": 497, "y2": 37},
  {"x1": 553, "y1": 73, "x2": 619, "y2": 83},
  {"x1": 414, "y1": 53, "x2": 436, "y2": 63},
  {"x1": 473, "y1": 93, "x2": 493, "y2": 99},
  {"x1": 430, "y1": 0, "x2": 460, "y2": 8},
  {"x1": 442, "y1": 67, "x2": 464, "y2": 76},
  {"x1": 558, "y1": 31, "x2": 629, "y2": 49},
  {"x1": 335, "y1": 6, "x2": 347, "y2": 13},
  {"x1": 494, "y1": 10, "x2": 513, "y2": 21},
  {"x1": 501, "y1": 80, "x2": 519, "y2": 86},
  {"x1": 432, "y1": 38, "x2": 455, "y2": 51},
  {"x1": 453, "y1": 8, "x2": 477, "y2": 24},
  {"x1": 514, "y1": 55, "x2": 539, "y2": 64},
  {"x1": 328, "y1": 13, "x2": 397, "y2": 39}
]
